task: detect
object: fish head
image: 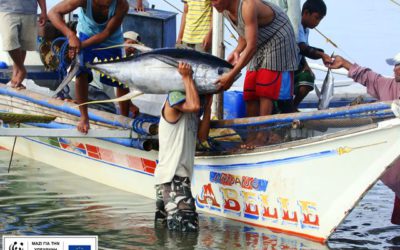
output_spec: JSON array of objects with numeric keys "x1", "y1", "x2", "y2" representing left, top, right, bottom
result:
[{"x1": 191, "y1": 63, "x2": 234, "y2": 94}]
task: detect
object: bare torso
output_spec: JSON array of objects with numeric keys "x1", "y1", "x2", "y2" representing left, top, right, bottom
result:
[
  {"x1": 82, "y1": 0, "x2": 112, "y2": 23},
  {"x1": 226, "y1": 0, "x2": 275, "y2": 27}
]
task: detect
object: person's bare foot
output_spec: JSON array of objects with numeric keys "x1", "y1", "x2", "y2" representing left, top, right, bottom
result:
[
  {"x1": 130, "y1": 104, "x2": 140, "y2": 118},
  {"x1": 240, "y1": 131, "x2": 268, "y2": 150},
  {"x1": 77, "y1": 117, "x2": 90, "y2": 134},
  {"x1": 10, "y1": 66, "x2": 20, "y2": 87},
  {"x1": 239, "y1": 131, "x2": 281, "y2": 149},
  {"x1": 11, "y1": 66, "x2": 26, "y2": 89}
]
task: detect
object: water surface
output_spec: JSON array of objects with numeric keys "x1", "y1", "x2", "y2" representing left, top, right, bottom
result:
[{"x1": 0, "y1": 151, "x2": 399, "y2": 249}]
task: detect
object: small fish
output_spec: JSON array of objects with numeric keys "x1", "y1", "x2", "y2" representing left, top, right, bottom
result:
[{"x1": 315, "y1": 67, "x2": 334, "y2": 110}]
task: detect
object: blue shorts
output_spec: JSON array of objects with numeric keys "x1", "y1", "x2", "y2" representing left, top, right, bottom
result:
[{"x1": 77, "y1": 32, "x2": 124, "y2": 88}]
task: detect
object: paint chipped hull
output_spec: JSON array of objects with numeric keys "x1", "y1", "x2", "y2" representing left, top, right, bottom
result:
[{"x1": 0, "y1": 117, "x2": 399, "y2": 243}]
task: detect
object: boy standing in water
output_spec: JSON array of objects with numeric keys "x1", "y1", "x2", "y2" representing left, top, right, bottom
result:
[
  {"x1": 155, "y1": 62, "x2": 212, "y2": 232},
  {"x1": 49, "y1": 0, "x2": 142, "y2": 133},
  {"x1": 293, "y1": 0, "x2": 331, "y2": 110},
  {"x1": 212, "y1": 0, "x2": 298, "y2": 146}
]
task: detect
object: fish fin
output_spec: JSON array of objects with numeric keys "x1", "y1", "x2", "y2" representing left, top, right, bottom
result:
[
  {"x1": 52, "y1": 57, "x2": 80, "y2": 98},
  {"x1": 151, "y1": 55, "x2": 179, "y2": 68},
  {"x1": 75, "y1": 90, "x2": 144, "y2": 107},
  {"x1": 92, "y1": 43, "x2": 153, "y2": 53},
  {"x1": 314, "y1": 85, "x2": 321, "y2": 98}
]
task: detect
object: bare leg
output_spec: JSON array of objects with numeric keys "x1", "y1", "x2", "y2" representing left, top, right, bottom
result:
[
  {"x1": 293, "y1": 86, "x2": 312, "y2": 110},
  {"x1": 260, "y1": 97, "x2": 281, "y2": 145},
  {"x1": 241, "y1": 100, "x2": 260, "y2": 149},
  {"x1": 75, "y1": 73, "x2": 90, "y2": 133},
  {"x1": 116, "y1": 87, "x2": 139, "y2": 117},
  {"x1": 9, "y1": 48, "x2": 27, "y2": 88}
]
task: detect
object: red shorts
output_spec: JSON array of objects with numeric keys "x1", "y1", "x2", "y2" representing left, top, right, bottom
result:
[{"x1": 243, "y1": 69, "x2": 294, "y2": 101}]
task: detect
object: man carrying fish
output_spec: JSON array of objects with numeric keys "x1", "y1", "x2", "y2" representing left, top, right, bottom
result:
[
  {"x1": 154, "y1": 62, "x2": 212, "y2": 232},
  {"x1": 48, "y1": 0, "x2": 142, "y2": 133},
  {"x1": 330, "y1": 52, "x2": 400, "y2": 225},
  {"x1": 211, "y1": 0, "x2": 298, "y2": 147}
]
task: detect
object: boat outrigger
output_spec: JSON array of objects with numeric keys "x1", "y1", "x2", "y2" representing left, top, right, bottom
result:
[{"x1": 0, "y1": 84, "x2": 399, "y2": 243}]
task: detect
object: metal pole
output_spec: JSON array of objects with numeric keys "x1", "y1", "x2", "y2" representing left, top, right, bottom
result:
[
  {"x1": 211, "y1": 9, "x2": 225, "y2": 120},
  {"x1": 7, "y1": 124, "x2": 19, "y2": 173}
]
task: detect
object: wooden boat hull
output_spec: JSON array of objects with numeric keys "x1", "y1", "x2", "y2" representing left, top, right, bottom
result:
[{"x1": 1, "y1": 118, "x2": 399, "y2": 243}]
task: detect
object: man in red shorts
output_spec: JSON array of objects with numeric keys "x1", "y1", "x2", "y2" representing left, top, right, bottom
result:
[{"x1": 212, "y1": 0, "x2": 298, "y2": 146}]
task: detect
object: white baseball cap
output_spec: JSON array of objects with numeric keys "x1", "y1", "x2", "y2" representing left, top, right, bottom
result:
[
  {"x1": 386, "y1": 52, "x2": 400, "y2": 66},
  {"x1": 123, "y1": 31, "x2": 140, "y2": 42}
]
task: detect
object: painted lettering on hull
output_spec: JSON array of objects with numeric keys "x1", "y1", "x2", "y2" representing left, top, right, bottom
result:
[{"x1": 195, "y1": 171, "x2": 320, "y2": 231}]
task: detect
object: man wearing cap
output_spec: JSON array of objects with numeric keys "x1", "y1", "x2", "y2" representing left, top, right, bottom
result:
[
  {"x1": 330, "y1": 53, "x2": 400, "y2": 225},
  {"x1": 120, "y1": 30, "x2": 143, "y2": 116},
  {"x1": 124, "y1": 31, "x2": 141, "y2": 56}
]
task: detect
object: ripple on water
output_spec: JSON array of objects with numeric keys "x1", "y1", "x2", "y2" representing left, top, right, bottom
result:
[{"x1": 0, "y1": 152, "x2": 399, "y2": 249}]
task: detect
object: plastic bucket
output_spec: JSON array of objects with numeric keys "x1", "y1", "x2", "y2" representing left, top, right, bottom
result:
[{"x1": 223, "y1": 91, "x2": 246, "y2": 119}]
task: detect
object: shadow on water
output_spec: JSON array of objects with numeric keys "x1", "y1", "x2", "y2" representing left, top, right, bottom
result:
[{"x1": 0, "y1": 151, "x2": 399, "y2": 249}]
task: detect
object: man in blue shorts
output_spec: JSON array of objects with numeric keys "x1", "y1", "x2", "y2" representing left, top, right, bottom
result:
[{"x1": 49, "y1": 0, "x2": 141, "y2": 133}]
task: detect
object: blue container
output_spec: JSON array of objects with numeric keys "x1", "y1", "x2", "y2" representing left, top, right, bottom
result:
[
  {"x1": 0, "y1": 61, "x2": 7, "y2": 69},
  {"x1": 223, "y1": 91, "x2": 246, "y2": 119},
  {"x1": 123, "y1": 8, "x2": 177, "y2": 48}
]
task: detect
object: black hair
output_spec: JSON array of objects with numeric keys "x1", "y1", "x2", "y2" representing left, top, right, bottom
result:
[{"x1": 302, "y1": 0, "x2": 327, "y2": 16}]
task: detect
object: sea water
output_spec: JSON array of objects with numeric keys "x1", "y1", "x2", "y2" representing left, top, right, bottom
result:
[{"x1": 0, "y1": 150, "x2": 399, "y2": 249}]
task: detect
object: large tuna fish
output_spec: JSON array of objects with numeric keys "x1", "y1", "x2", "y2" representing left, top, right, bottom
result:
[{"x1": 86, "y1": 48, "x2": 238, "y2": 95}]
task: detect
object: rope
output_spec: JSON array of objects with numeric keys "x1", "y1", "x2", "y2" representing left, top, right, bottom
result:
[
  {"x1": 50, "y1": 37, "x2": 71, "y2": 98},
  {"x1": 390, "y1": 0, "x2": 400, "y2": 7},
  {"x1": 314, "y1": 28, "x2": 356, "y2": 62}
]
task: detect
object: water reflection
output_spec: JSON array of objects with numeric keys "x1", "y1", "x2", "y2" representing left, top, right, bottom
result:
[{"x1": 0, "y1": 151, "x2": 399, "y2": 249}]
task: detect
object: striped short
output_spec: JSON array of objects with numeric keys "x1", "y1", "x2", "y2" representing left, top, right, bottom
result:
[{"x1": 243, "y1": 69, "x2": 294, "y2": 101}]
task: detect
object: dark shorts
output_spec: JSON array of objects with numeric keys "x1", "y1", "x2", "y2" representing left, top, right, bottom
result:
[
  {"x1": 77, "y1": 32, "x2": 124, "y2": 88},
  {"x1": 294, "y1": 70, "x2": 315, "y2": 95},
  {"x1": 243, "y1": 69, "x2": 294, "y2": 101}
]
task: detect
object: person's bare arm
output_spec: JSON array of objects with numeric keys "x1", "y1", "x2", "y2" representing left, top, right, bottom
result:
[
  {"x1": 48, "y1": 0, "x2": 83, "y2": 58},
  {"x1": 197, "y1": 94, "x2": 212, "y2": 142},
  {"x1": 48, "y1": 0, "x2": 82, "y2": 39},
  {"x1": 177, "y1": 2, "x2": 188, "y2": 45},
  {"x1": 37, "y1": 0, "x2": 47, "y2": 26},
  {"x1": 81, "y1": 0, "x2": 129, "y2": 48},
  {"x1": 202, "y1": 8, "x2": 213, "y2": 51},
  {"x1": 163, "y1": 62, "x2": 200, "y2": 123},
  {"x1": 219, "y1": 0, "x2": 258, "y2": 90},
  {"x1": 174, "y1": 63, "x2": 200, "y2": 113}
]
